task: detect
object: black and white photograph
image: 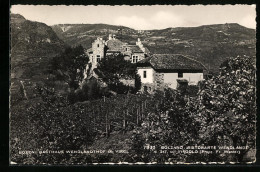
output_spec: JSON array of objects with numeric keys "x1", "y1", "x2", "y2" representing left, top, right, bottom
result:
[{"x1": 9, "y1": 5, "x2": 256, "y2": 164}]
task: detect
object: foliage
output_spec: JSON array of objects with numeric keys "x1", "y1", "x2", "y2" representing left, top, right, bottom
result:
[
  {"x1": 108, "y1": 82, "x2": 135, "y2": 94},
  {"x1": 130, "y1": 55, "x2": 256, "y2": 163},
  {"x1": 134, "y1": 73, "x2": 142, "y2": 92},
  {"x1": 97, "y1": 53, "x2": 136, "y2": 81},
  {"x1": 130, "y1": 88, "x2": 201, "y2": 163},
  {"x1": 97, "y1": 53, "x2": 139, "y2": 93},
  {"x1": 185, "y1": 85, "x2": 200, "y2": 97},
  {"x1": 34, "y1": 85, "x2": 70, "y2": 107},
  {"x1": 51, "y1": 45, "x2": 89, "y2": 90},
  {"x1": 10, "y1": 55, "x2": 256, "y2": 164},
  {"x1": 67, "y1": 78, "x2": 109, "y2": 103},
  {"x1": 195, "y1": 55, "x2": 256, "y2": 161},
  {"x1": 10, "y1": 89, "x2": 159, "y2": 164},
  {"x1": 10, "y1": 85, "x2": 97, "y2": 164}
]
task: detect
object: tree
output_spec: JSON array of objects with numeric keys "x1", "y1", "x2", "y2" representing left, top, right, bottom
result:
[
  {"x1": 130, "y1": 55, "x2": 256, "y2": 163},
  {"x1": 51, "y1": 45, "x2": 89, "y2": 90},
  {"x1": 196, "y1": 55, "x2": 256, "y2": 161},
  {"x1": 97, "y1": 53, "x2": 137, "y2": 93},
  {"x1": 134, "y1": 73, "x2": 141, "y2": 92},
  {"x1": 131, "y1": 88, "x2": 200, "y2": 163}
]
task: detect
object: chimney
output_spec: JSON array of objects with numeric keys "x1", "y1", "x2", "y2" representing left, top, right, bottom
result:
[
  {"x1": 109, "y1": 34, "x2": 112, "y2": 40},
  {"x1": 136, "y1": 38, "x2": 142, "y2": 46}
]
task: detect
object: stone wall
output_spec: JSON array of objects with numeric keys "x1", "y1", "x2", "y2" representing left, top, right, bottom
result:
[
  {"x1": 141, "y1": 83, "x2": 156, "y2": 93},
  {"x1": 154, "y1": 72, "x2": 164, "y2": 90}
]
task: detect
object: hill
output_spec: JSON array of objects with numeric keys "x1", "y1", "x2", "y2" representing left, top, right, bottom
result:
[
  {"x1": 10, "y1": 14, "x2": 67, "y2": 100},
  {"x1": 10, "y1": 13, "x2": 66, "y2": 80},
  {"x1": 51, "y1": 24, "x2": 136, "y2": 50},
  {"x1": 52, "y1": 23, "x2": 256, "y2": 74}
]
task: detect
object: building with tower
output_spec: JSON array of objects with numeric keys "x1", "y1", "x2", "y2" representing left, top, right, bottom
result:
[
  {"x1": 84, "y1": 35, "x2": 205, "y2": 92},
  {"x1": 85, "y1": 34, "x2": 150, "y2": 69}
]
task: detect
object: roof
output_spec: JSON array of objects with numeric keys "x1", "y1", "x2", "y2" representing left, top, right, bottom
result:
[
  {"x1": 106, "y1": 39, "x2": 124, "y2": 52},
  {"x1": 137, "y1": 54, "x2": 206, "y2": 71},
  {"x1": 144, "y1": 47, "x2": 150, "y2": 54},
  {"x1": 86, "y1": 48, "x2": 93, "y2": 54},
  {"x1": 127, "y1": 45, "x2": 144, "y2": 53}
]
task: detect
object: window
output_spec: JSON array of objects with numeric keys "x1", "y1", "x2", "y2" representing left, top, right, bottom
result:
[
  {"x1": 125, "y1": 48, "x2": 128, "y2": 51},
  {"x1": 96, "y1": 55, "x2": 101, "y2": 62},
  {"x1": 178, "y1": 72, "x2": 183, "y2": 78},
  {"x1": 143, "y1": 71, "x2": 147, "y2": 78},
  {"x1": 97, "y1": 44, "x2": 99, "y2": 48},
  {"x1": 132, "y1": 55, "x2": 139, "y2": 63}
]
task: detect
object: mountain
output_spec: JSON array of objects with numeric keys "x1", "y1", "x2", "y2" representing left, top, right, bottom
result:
[
  {"x1": 51, "y1": 24, "x2": 136, "y2": 50},
  {"x1": 52, "y1": 23, "x2": 256, "y2": 74},
  {"x1": 10, "y1": 14, "x2": 67, "y2": 100},
  {"x1": 10, "y1": 14, "x2": 66, "y2": 79}
]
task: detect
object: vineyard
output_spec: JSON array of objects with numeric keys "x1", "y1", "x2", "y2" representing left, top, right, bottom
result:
[
  {"x1": 10, "y1": 91, "x2": 168, "y2": 163},
  {"x1": 10, "y1": 55, "x2": 256, "y2": 164},
  {"x1": 63, "y1": 93, "x2": 161, "y2": 138}
]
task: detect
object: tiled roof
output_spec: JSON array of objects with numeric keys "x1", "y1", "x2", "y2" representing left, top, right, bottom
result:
[
  {"x1": 106, "y1": 39, "x2": 145, "y2": 53},
  {"x1": 86, "y1": 48, "x2": 93, "y2": 53},
  {"x1": 128, "y1": 45, "x2": 144, "y2": 53},
  {"x1": 144, "y1": 47, "x2": 150, "y2": 54},
  {"x1": 106, "y1": 39, "x2": 124, "y2": 52},
  {"x1": 137, "y1": 54, "x2": 206, "y2": 70}
]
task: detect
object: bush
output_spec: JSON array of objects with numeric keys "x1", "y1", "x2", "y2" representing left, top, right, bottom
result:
[
  {"x1": 51, "y1": 45, "x2": 89, "y2": 90},
  {"x1": 10, "y1": 86, "x2": 97, "y2": 164},
  {"x1": 195, "y1": 55, "x2": 256, "y2": 162},
  {"x1": 97, "y1": 53, "x2": 139, "y2": 93},
  {"x1": 130, "y1": 55, "x2": 256, "y2": 163}
]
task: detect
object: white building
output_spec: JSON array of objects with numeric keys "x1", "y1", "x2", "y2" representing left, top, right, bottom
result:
[{"x1": 136, "y1": 54, "x2": 206, "y2": 92}]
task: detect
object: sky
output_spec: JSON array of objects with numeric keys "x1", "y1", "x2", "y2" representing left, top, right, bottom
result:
[{"x1": 10, "y1": 5, "x2": 256, "y2": 30}]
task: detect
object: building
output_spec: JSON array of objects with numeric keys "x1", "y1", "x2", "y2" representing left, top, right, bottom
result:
[
  {"x1": 86, "y1": 34, "x2": 150, "y2": 69},
  {"x1": 84, "y1": 35, "x2": 205, "y2": 92},
  {"x1": 136, "y1": 54, "x2": 206, "y2": 92}
]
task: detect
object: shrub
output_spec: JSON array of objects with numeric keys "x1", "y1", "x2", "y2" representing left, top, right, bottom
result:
[{"x1": 196, "y1": 55, "x2": 256, "y2": 162}]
